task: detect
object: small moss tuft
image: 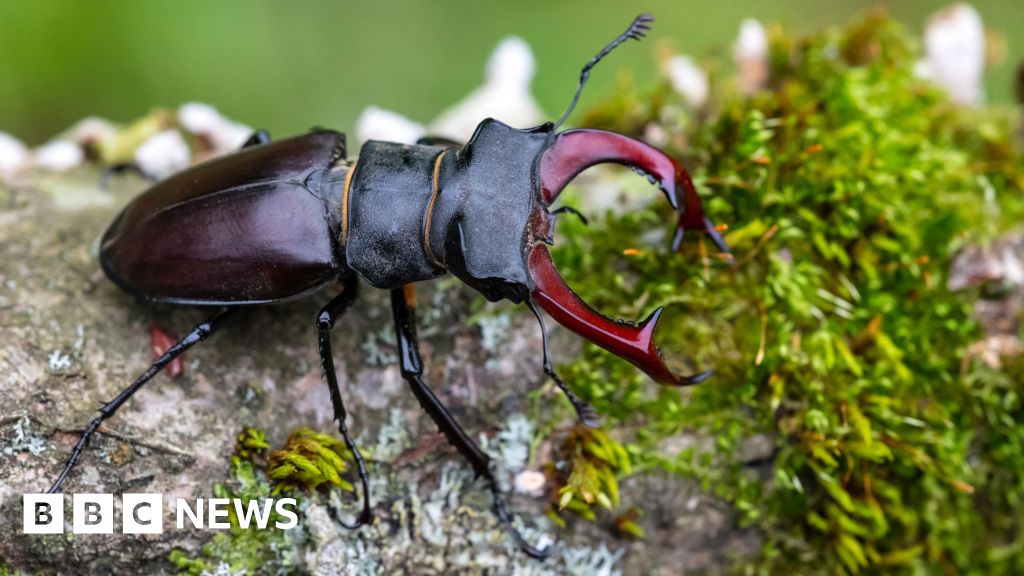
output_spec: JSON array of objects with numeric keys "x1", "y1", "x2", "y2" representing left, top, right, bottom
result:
[
  {"x1": 267, "y1": 427, "x2": 356, "y2": 495},
  {"x1": 234, "y1": 426, "x2": 269, "y2": 463},
  {"x1": 547, "y1": 425, "x2": 631, "y2": 525}
]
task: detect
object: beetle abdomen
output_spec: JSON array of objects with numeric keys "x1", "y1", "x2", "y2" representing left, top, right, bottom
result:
[{"x1": 101, "y1": 131, "x2": 347, "y2": 305}]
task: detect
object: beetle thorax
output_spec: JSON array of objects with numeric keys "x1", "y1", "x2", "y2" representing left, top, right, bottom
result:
[{"x1": 343, "y1": 119, "x2": 554, "y2": 303}]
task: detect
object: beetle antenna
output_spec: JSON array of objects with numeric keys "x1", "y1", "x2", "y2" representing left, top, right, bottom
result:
[{"x1": 553, "y1": 13, "x2": 654, "y2": 129}]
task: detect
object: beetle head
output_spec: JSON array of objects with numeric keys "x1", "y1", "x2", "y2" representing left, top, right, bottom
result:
[{"x1": 436, "y1": 14, "x2": 727, "y2": 385}]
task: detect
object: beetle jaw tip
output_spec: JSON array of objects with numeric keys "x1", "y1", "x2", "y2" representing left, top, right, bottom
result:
[{"x1": 672, "y1": 215, "x2": 731, "y2": 257}]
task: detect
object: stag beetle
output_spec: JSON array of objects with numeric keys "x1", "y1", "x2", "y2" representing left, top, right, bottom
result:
[{"x1": 47, "y1": 14, "x2": 728, "y2": 557}]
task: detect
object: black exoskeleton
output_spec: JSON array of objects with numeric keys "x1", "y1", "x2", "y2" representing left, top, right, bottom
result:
[{"x1": 347, "y1": 119, "x2": 554, "y2": 302}]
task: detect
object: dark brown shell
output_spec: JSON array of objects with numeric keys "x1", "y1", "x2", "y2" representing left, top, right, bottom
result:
[{"x1": 101, "y1": 131, "x2": 346, "y2": 304}]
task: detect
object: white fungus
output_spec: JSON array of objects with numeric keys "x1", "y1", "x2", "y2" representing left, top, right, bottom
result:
[
  {"x1": 354, "y1": 105, "x2": 426, "y2": 145},
  {"x1": 429, "y1": 36, "x2": 545, "y2": 141},
  {"x1": 664, "y1": 54, "x2": 709, "y2": 107},
  {"x1": 354, "y1": 36, "x2": 544, "y2": 145},
  {"x1": 65, "y1": 116, "x2": 118, "y2": 145},
  {"x1": 34, "y1": 140, "x2": 84, "y2": 171},
  {"x1": 134, "y1": 129, "x2": 191, "y2": 179},
  {"x1": 915, "y1": 3, "x2": 986, "y2": 106},
  {"x1": 0, "y1": 131, "x2": 28, "y2": 175},
  {"x1": 734, "y1": 18, "x2": 769, "y2": 95},
  {"x1": 513, "y1": 470, "x2": 547, "y2": 497},
  {"x1": 178, "y1": 102, "x2": 253, "y2": 152}
]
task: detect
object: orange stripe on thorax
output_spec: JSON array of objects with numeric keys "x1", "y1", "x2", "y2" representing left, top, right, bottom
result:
[
  {"x1": 340, "y1": 160, "x2": 357, "y2": 246},
  {"x1": 423, "y1": 150, "x2": 448, "y2": 269}
]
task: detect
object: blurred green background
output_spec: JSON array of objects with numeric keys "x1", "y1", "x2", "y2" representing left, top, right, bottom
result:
[{"x1": 1, "y1": 0, "x2": 1021, "y2": 145}]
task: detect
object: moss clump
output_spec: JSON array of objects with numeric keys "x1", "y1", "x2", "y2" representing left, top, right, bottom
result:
[
  {"x1": 234, "y1": 426, "x2": 269, "y2": 462},
  {"x1": 169, "y1": 428, "x2": 301, "y2": 576},
  {"x1": 267, "y1": 427, "x2": 356, "y2": 495},
  {"x1": 547, "y1": 425, "x2": 631, "y2": 525},
  {"x1": 553, "y1": 11, "x2": 1024, "y2": 575}
]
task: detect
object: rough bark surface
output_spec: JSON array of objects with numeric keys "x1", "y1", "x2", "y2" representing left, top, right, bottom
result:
[{"x1": 0, "y1": 169, "x2": 756, "y2": 575}]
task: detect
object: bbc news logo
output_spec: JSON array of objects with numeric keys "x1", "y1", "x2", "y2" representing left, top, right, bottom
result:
[{"x1": 23, "y1": 494, "x2": 298, "y2": 534}]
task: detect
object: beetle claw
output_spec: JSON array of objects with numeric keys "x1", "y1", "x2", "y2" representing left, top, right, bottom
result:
[
  {"x1": 328, "y1": 498, "x2": 373, "y2": 530},
  {"x1": 703, "y1": 220, "x2": 730, "y2": 256},
  {"x1": 539, "y1": 128, "x2": 728, "y2": 255},
  {"x1": 490, "y1": 480, "x2": 555, "y2": 559},
  {"x1": 578, "y1": 403, "x2": 601, "y2": 428},
  {"x1": 676, "y1": 369, "x2": 714, "y2": 386},
  {"x1": 532, "y1": 128, "x2": 728, "y2": 386},
  {"x1": 336, "y1": 517, "x2": 363, "y2": 530},
  {"x1": 527, "y1": 247, "x2": 710, "y2": 386},
  {"x1": 673, "y1": 216, "x2": 729, "y2": 255}
]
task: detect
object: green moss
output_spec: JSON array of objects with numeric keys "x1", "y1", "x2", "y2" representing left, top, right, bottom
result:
[
  {"x1": 267, "y1": 427, "x2": 355, "y2": 495},
  {"x1": 0, "y1": 562, "x2": 29, "y2": 576},
  {"x1": 168, "y1": 428, "x2": 302, "y2": 576},
  {"x1": 553, "y1": 12, "x2": 1024, "y2": 575},
  {"x1": 547, "y1": 426, "x2": 631, "y2": 526},
  {"x1": 234, "y1": 426, "x2": 269, "y2": 462}
]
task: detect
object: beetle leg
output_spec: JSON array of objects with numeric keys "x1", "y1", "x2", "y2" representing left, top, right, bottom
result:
[
  {"x1": 391, "y1": 285, "x2": 553, "y2": 559},
  {"x1": 47, "y1": 307, "x2": 235, "y2": 494},
  {"x1": 242, "y1": 130, "x2": 271, "y2": 147},
  {"x1": 525, "y1": 300, "x2": 599, "y2": 427},
  {"x1": 99, "y1": 162, "x2": 158, "y2": 191},
  {"x1": 315, "y1": 276, "x2": 373, "y2": 529}
]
